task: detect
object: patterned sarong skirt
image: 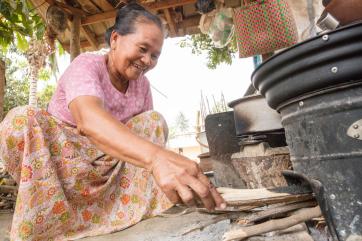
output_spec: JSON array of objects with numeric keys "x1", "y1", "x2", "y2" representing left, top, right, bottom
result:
[{"x1": 0, "y1": 106, "x2": 172, "y2": 240}]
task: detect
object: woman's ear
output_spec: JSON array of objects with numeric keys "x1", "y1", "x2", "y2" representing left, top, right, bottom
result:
[{"x1": 110, "y1": 31, "x2": 118, "y2": 50}]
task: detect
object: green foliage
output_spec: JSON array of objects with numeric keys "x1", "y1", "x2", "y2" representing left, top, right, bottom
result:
[
  {"x1": 179, "y1": 33, "x2": 238, "y2": 69},
  {"x1": 4, "y1": 75, "x2": 56, "y2": 115},
  {"x1": 38, "y1": 67, "x2": 51, "y2": 81},
  {"x1": 37, "y1": 83, "x2": 55, "y2": 109},
  {"x1": 3, "y1": 73, "x2": 30, "y2": 115},
  {"x1": 57, "y1": 41, "x2": 65, "y2": 56},
  {"x1": 0, "y1": 0, "x2": 45, "y2": 53},
  {"x1": 3, "y1": 53, "x2": 55, "y2": 116}
]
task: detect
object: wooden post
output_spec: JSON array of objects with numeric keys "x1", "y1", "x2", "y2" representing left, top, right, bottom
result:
[
  {"x1": 0, "y1": 59, "x2": 5, "y2": 121},
  {"x1": 70, "y1": 15, "x2": 81, "y2": 61}
]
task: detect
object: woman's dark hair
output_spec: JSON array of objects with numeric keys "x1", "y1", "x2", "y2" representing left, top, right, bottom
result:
[{"x1": 105, "y1": 3, "x2": 163, "y2": 46}]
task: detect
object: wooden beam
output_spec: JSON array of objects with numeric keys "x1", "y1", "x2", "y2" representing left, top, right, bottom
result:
[
  {"x1": 163, "y1": 9, "x2": 177, "y2": 37},
  {"x1": 63, "y1": 36, "x2": 106, "y2": 50},
  {"x1": 82, "y1": 0, "x2": 197, "y2": 26},
  {"x1": 44, "y1": 0, "x2": 86, "y2": 16},
  {"x1": 146, "y1": 0, "x2": 197, "y2": 10},
  {"x1": 70, "y1": 15, "x2": 81, "y2": 60},
  {"x1": 76, "y1": 0, "x2": 99, "y2": 13},
  {"x1": 91, "y1": 0, "x2": 114, "y2": 11},
  {"x1": 81, "y1": 26, "x2": 99, "y2": 49},
  {"x1": 82, "y1": 10, "x2": 116, "y2": 26}
]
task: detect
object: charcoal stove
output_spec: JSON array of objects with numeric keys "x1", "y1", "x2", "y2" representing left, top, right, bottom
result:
[
  {"x1": 228, "y1": 95, "x2": 291, "y2": 189},
  {"x1": 228, "y1": 94, "x2": 288, "y2": 148},
  {"x1": 252, "y1": 22, "x2": 362, "y2": 241}
]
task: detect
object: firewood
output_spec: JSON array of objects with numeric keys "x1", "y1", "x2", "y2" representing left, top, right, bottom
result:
[
  {"x1": 238, "y1": 200, "x2": 318, "y2": 224},
  {"x1": 223, "y1": 206, "x2": 322, "y2": 241},
  {"x1": 217, "y1": 187, "x2": 313, "y2": 207},
  {"x1": 0, "y1": 196, "x2": 17, "y2": 202},
  {"x1": 0, "y1": 185, "x2": 17, "y2": 194}
]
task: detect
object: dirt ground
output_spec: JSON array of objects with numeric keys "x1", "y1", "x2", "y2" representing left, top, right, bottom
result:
[{"x1": 0, "y1": 206, "x2": 316, "y2": 241}]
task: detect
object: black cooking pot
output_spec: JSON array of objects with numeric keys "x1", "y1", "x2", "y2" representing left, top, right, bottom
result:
[
  {"x1": 252, "y1": 22, "x2": 362, "y2": 111},
  {"x1": 228, "y1": 94, "x2": 286, "y2": 147},
  {"x1": 252, "y1": 22, "x2": 362, "y2": 241},
  {"x1": 228, "y1": 94, "x2": 283, "y2": 135}
]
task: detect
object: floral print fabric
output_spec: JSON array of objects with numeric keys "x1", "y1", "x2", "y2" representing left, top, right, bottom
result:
[{"x1": 0, "y1": 106, "x2": 172, "y2": 240}]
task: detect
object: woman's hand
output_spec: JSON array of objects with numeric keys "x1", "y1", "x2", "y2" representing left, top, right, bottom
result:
[
  {"x1": 150, "y1": 149, "x2": 226, "y2": 210},
  {"x1": 69, "y1": 96, "x2": 225, "y2": 210}
]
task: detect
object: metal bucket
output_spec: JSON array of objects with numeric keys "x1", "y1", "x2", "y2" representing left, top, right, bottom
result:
[{"x1": 252, "y1": 22, "x2": 362, "y2": 240}]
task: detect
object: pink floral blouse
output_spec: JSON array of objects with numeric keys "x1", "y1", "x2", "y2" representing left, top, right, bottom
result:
[{"x1": 48, "y1": 53, "x2": 153, "y2": 126}]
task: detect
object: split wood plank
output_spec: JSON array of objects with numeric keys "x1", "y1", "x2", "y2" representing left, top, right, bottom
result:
[
  {"x1": 218, "y1": 187, "x2": 311, "y2": 201},
  {"x1": 217, "y1": 187, "x2": 314, "y2": 207}
]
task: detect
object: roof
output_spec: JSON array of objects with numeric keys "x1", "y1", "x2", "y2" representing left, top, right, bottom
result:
[{"x1": 29, "y1": 0, "x2": 241, "y2": 53}]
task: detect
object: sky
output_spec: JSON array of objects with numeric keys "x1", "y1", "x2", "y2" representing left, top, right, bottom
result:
[
  {"x1": 148, "y1": 37, "x2": 254, "y2": 129},
  {"x1": 57, "y1": 37, "x2": 255, "y2": 130}
]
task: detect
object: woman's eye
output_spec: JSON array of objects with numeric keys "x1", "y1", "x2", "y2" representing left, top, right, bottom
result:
[
  {"x1": 151, "y1": 54, "x2": 159, "y2": 60},
  {"x1": 139, "y1": 47, "x2": 147, "y2": 53}
]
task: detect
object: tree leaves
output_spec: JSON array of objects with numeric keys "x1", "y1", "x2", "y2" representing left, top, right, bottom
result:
[
  {"x1": 179, "y1": 33, "x2": 238, "y2": 69},
  {"x1": 3, "y1": 52, "x2": 55, "y2": 115},
  {"x1": 15, "y1": 32, "x2": 29, "y2": 52},
  {"x1": 0, "y1": 0, "x2": 45, "y2": 51}
]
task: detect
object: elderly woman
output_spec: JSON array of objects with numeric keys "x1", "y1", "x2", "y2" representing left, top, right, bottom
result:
[{"x1": 0, "y1": 3, "x2": 225, "y2": 240}]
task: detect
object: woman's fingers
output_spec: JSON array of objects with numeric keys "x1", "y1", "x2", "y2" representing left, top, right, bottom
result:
[
  {"x1": 182, "y1": 175, "x2": 215, "y2": 210},
  {"x1": 151, "y1": 150, "x2": 226, "y2": 209},
  {"x1": 175, "y1": 181, "x2": 196, "y2": 207},
  {"x1": 197, "y1": 172, "x2": 226, "y2": 209},
  {"x1": 164, "y1": 189, "x2": 182, "y2": 204}
]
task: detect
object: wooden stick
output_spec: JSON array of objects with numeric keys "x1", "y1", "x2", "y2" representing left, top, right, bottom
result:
[
  {"x1": 0, "y1": 196, "x2": 17, "y2": 202},
  {"x1": 239, "y1": 200, "x2": 317, "y2": 224},
  {"x1": 0, "y1": 185, "x2": 17, "y2": 193},
  {"x1": 227, "y1": 194, "x2": 313, "y2": 207},
  {"x1": 223, "y1": 206, "x2": 322, "y2": 241}
]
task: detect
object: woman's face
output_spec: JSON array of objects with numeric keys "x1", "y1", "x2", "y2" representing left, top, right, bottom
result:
[{"x1": 109, "y1": 21, "x2": 164, "y2": 81}]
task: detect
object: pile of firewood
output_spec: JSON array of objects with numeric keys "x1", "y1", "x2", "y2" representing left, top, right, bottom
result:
[
  {"x1": 217, "y1": 187, "x2": 323, "y2": 241},
  {"x1": 0, "y1": 164, "x2": 17, "y2": 213}
]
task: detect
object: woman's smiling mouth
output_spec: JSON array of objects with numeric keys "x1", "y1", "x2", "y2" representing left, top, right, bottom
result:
[{"x1": 132, "y1": 63, "x2": 146, "y2": 71}]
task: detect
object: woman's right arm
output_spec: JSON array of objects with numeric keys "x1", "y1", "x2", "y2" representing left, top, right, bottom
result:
[{"x1": 69, "y1": 95, "x2": 226, "y2": 210}]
